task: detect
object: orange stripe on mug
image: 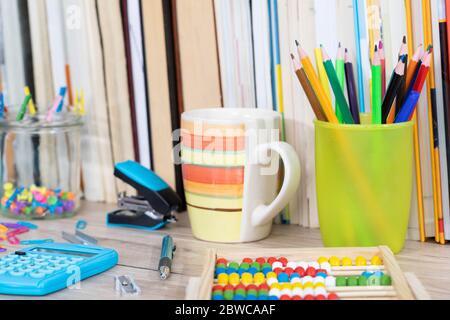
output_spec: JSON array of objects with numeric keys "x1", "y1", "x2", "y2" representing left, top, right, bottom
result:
[
  {"x1": 181, "y1": 119, "x2": 246, "y2": 138},
  {"x1": 183, "y1": 180, "x2": 243, "y2": 197},
  {"x1": 182, "y1": 164, "x2": 244, "y2": 185}
]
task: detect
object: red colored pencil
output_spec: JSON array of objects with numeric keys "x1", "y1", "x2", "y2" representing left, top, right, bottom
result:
[{"x1": 379, "y1": 40, "x2": 386, "y2": 98}]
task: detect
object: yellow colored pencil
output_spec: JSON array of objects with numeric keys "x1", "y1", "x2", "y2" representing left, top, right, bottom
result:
[
  {"x1": 296, "y1": 41, "x2": 338, "y2": 124},
  {"x1": 24, "y1": 86, "x2": 36, "y2": 115},
  {"x1": 314, "y1": 48, "x2": 332, "y2": 102}
]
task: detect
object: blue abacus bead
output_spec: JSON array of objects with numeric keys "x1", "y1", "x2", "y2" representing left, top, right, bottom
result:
[
  {"x1": 227, "y1": 268, "x2": 238, "y2": 275},
  {"x1": 238, "y1": 268, "x2": 247, "y2": 277},
  {"x1": 258, "y1": 295, "x2": 268, "y2": 301},
  {"x1": 248, "y1": 267, "x2": 258, "y2": 276},
  {"x1": 234, "y1": 295, "x2": 245, "y2": 301},
  {"x1": 247, "y1": 295, "x2": 257, "y2": 301},
  {"x1": 290, "y1": 272, "x2": 300, "y2": 280},
  {"x1": 373, "y1": 271, "x2": 384, "y2": 277},
  {"x1": 316, "y1": 272, "x2": 327, "y2": 279},
  {"x1": 215, "y1": 268, "x2": 227, "y2": 277},
  {"x1": 278, "y1": 273, "x2": 289, "y2": 283},
  {"x1": 213, "y1": 294, "x2": 224, "y2": 300},
  {"x1": 362, "y1": 271, "x2": 373, "y2": 278},
  {"x1": 262, "y1": 267, "x2": 272, "y2": 276},
  {"x1": 269, "y1": 296, "x2": 279, "y2": 300}
]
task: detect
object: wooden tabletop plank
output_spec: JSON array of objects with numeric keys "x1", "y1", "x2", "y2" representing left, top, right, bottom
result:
[{"x1": 0, "y1": 201, "x2": 449, "y2": 299}]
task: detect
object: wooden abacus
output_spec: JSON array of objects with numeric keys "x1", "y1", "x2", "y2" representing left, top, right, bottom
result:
[{"x1": 188, "y1": 246, "x2": 429, "y2": 300}]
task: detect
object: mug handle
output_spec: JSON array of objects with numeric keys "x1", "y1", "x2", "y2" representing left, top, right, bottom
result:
[{"x1": 252, "y1": 142, "x2": 301, "y2": 226}]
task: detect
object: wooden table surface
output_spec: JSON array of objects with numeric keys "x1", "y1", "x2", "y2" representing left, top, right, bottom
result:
[{"x1": 0, "y1": 201, "x2": 449, "y2": 300}]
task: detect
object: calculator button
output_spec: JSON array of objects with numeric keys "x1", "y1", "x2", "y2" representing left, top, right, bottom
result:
[
  {"x1": 58, "y1": 262, "x2": 70, "y2": 268},
  {"x1": 47, "y1": 265, "x2": 62, "y2": 272},
  {"x1": 34, "y1": 258, "x2": 46, "y2": 263},
  {"x1": 27, "y1": 254, "x2": 38, "y2": 258},
  {"x1": 41, "y1": 255, "x2": 52, "y2": 260},
  {"x1": 40, "y1": 268, "x2": 55, "y2": 275},
  {"x1": 5, "y1": 265, "x2": 15, "y2": 271},
  {"x1": 29, "y1": 271, "x2": 46, "y2": 279},
  {"x1": 70, "y1": 257, "x2": 84, "y2": 262},
  {"x1": 9, "y1": 269, "x2": 25, "y2": 277}
]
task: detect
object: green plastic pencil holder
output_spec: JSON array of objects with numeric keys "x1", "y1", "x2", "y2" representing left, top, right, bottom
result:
[{"x1": 315, "y1": 119, "x2": 414, "y2": 253}]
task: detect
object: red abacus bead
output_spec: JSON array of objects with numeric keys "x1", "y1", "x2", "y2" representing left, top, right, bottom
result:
[
  {"x1": 223, "y1": 284, "x2": 234, "y2": 291},
  {"x1": 295, "y1": 267, "x2": 306, "y2": 277},
  {"x1": 246, "y1": 284, "x2": 258, "y2": 291},
  {"x1": 306, "y1": 267, "x2": 317, "y2": 277},
  {"x1": 280, "y1": 295, "x2": 291, "y2": 301},
  {"x1": 278, "y1": 257, "x2": 288, "y2": 267},
  {"x1": 317, "y1": 269, "x2": 328, "y2": 275},
  {"x1": 267, "y1": 257, "x2": 277, "y2": 265},
  {"x1": 259, "y1": 283, "x2": 270, "y2": 291},
  {"x1": 216, "y1": 258, "x2": 227, "y2": 265},
  {"x1": 292, "y1": 295, "x2": 302, "y2": 300},
  {"x1": 213, "y1": 285, "x2": 224, "y2": 292},
  {"x1": 304, "y1": 295, "x2": 315, "y2": 300},
  {"x1": 273, "y1": 267, "x2": 283, "y2": 275},
  {"x1": 243, "y1": 258, "x2": 253, "y2": 264},
  {"x1": 328, "y1": 293, "x2": 339, "y2": 300},
  {"x1": 285, "y1": 267, "x2": 294, "y2": 276},
  {"x1": 256, "y1": 257, "x2": 266, "y2": 265},
  {"x1": 235, "y1": 284, "x2": 246, "y2": 291},
  {"x1": 315, "y1": 295, "x2": 326, "y2": 300}
]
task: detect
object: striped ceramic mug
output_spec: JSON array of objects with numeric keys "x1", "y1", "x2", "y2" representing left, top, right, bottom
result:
[{"x1": 181, "y1": 108, "x2": 300, "y2": 243}]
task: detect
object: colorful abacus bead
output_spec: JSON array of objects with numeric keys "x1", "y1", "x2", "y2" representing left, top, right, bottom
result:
[
  {"x1": 355, "y1": 256, "x2": 367, "y2": 266},
  {"x1": 371, "y1": 256, "x2": 383, "y2": 266}
]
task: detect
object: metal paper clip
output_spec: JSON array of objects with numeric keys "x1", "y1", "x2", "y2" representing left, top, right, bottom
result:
[
  {"x1": 115, "y1": 275, "x2": 141, "y2": 296},
  {"x1": 75, "y1": 230, "x2": 98, "y2": 245}
]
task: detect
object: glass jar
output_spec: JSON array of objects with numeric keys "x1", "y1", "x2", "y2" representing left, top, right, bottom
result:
[{"x1": 0, "y1": 112, "x2": 82, "y2": 220}]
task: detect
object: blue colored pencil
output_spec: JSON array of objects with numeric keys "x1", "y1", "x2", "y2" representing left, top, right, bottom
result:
[
  {"x1": 56, "y1": 87, "x2": 67, "y2": 113},
  {"x1": 353, "y1": 0, "x2": 366, "y2": 113}
]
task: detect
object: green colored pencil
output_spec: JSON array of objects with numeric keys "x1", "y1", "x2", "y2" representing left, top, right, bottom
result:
[
  {"x1": 372, "y1": 45, "x2": 382, "y2": 124},
  {"x1": 321, "y1": 46, "x2": 354, "y2": 124},
  {"x1": 336, "y1": 43, "x2": 346, "y2": 122},
  {"x1": 16, "y1": 95, "x2": 31, "y2": 121}
]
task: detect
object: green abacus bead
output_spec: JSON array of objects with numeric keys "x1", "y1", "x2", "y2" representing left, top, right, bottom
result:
[
  {"x1": 240, "y1": 262, "x2": 250, "y2": 270},
  {"x1": 262, "y1": 263, "x2": 272, "y2": 270},
  {"x1": 367, "y1": 275, "x2": 381, "y2": 286},
  {"x1": 216, "y1": 263, "x2": 226, "y2": 269},
  {"x1": 381, "y1": 275, "x2": 392, "y2": 286},
  {"x1": 259, "y1": 289, "x2": 269, "y2": 296},
  {"x1": 229, "y1": 262, "x2": 239, "y2": 270},
  {"x1": 358, "y1": 276, "x2": 368, "y2": 286},
  {"x1": 336, "y1": 276, "x2": 347, "y2": 287},
  {"x1": 251, "y1": 262, "x2": 261, "y2": 271},
  {"x1": 247, "y1": 289, "x2": 258, "y2": 296},
  {"x1": 347, "y1": 276, "x2": 359, "y2": 287},
  {"x1": 223, "y1": 291, "x2": 234, "y2": 300},
  {"x1": 235, "y1": 289, "x2": 246, "y2": 297}
]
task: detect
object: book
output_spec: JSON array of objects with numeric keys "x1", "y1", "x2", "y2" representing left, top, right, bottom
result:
[
  {"x1": 142, "y1": 0, "x2": 177, "y2": 191},
  {"x1": 214, "y1": 0, "x2": 256, "y2": 108},
  {"x1": 123, "y1": 0, "x2": 152, "y2": 170}
]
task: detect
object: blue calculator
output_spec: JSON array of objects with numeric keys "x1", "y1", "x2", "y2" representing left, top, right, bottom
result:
[{"x1": 0, "y1": 243, "x2": 118, "y2": 296}]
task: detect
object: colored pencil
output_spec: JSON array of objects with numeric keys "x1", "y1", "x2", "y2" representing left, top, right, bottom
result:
[
  {"x1": 24, "y1": 86, "x2": 36, "y2": 115},
  {"x1": 56, "y1": 87, "x2": 67, "y2": 113},
  {"x1": 47, "y1": 95, "x2": 63, "y2": 122},
  {"x1": 405, "y1": 0, "x2": 426, "y2": 242},
  {"x1": 296, "y1": 41, "x2": 338, "y2": 124},
  {"x1": 379, "y1": 40, "x2": 386, "y2": 98},
  {"x1": 344, "y1": 49, "x2": 360, "y2": 124},
  {"x1": 79, "y1": 90, "x2": 86, "y2": 116},
  {"x1": 17, "y1": 95, "x2": 31, "y2": 122},
  {"x1": 395, "y1": 36, "x2": 408, "y2": 114},
  {"x1": 439, "y1": 0, "x2": 449, "y2": 244},
  {"x1": 372, "y1": 46, "x2": 382, "y2": 124},
  {"x1": 382, "y1": 58, "x2": 406, "y2": 123},
  {"x1": 406, "y1": 45, "x2": 424, "y2": 90},
  {"x1": 336, "y1": 43, "x2": 346, "y2": 122},
  {"x1": 291, "y1": 54, "x2": 327, "y2": 122},
  {"x1": 314, "y1": 48, "x2": 332, "y2": 102},
  {"x1": 65, "y1": 65, "x2": 74, "y2": 107},
  {"x1": 395, "y1": 53, "x2": 431, "y2": 122},
  {"x1": 321, "y1": 46, "x2": 354, "y2": 124},
  {"x1": 0, "y1": 93, "x2": 4, "y2": 118},
  {"x1": 353, "y1": 0, "x2": 366, "y2": 113},
  {"x1": 422, "y1": 0, "x2": 444, "y2": 243}
]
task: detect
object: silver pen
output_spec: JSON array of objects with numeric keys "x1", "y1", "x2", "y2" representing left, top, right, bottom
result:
[{"x1": 159, "y1": 235, "x2": 175, "y2": 280}]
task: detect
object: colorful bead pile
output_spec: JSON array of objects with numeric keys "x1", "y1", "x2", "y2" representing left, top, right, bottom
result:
[
  {"x1": 212, "y1": 255, "x2": 388, "y2": 301},
  {"x1": 0, "y1": 222, "x2": 33, "y2": 252},
  {"x1": 1, "y1": 183, "x2": 76, "y2": 219}
]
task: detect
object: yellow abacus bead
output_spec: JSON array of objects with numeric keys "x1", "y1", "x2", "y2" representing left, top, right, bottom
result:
[
  {"x1": 329, "y1": 256, "x2": 341, "y2": 267},
  {"x1": 229, "y1": 273, "x2": 240, "y2": 286},
  {"x1": 254, "y1": 273, "x2": 265, "y2": 285},
  {"x1": 355, "y1": 256, "x2": 367, "y2": 266},
  {"x1": 314, "y1": 282, "x2": 326, "y2": 289},
  {"x1": 292, "y1": 282, "x2": 303, "y2": 289},
  {"x1": 341, "y1": 257, "x2": 353, "y2": 266},
  {"x1": 303, "y1": 282, "x2": 314, "y2": 289},
  {"x1": 217, "y1": 273, "x2": 229, "y2": 285},
  {"x1": 266, "y1": 272, "x2": 277, "y2": 279},
  {"x1": 318, "y1": 256, "x2": 329, "y2": 264},
  {"x1": 270, "y1": 283, "x2": 281, "y2": 290},
  {"x1": 281, "y1": 283, "x2": 292, "y2": 290},
  {"x1": 371, "y1": 256, "x2": 383, "y2": 266}
]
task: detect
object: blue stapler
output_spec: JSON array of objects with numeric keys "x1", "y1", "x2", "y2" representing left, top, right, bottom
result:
[{"x1": 107, "y1": 161, "x2": 182, "y2": 230}]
